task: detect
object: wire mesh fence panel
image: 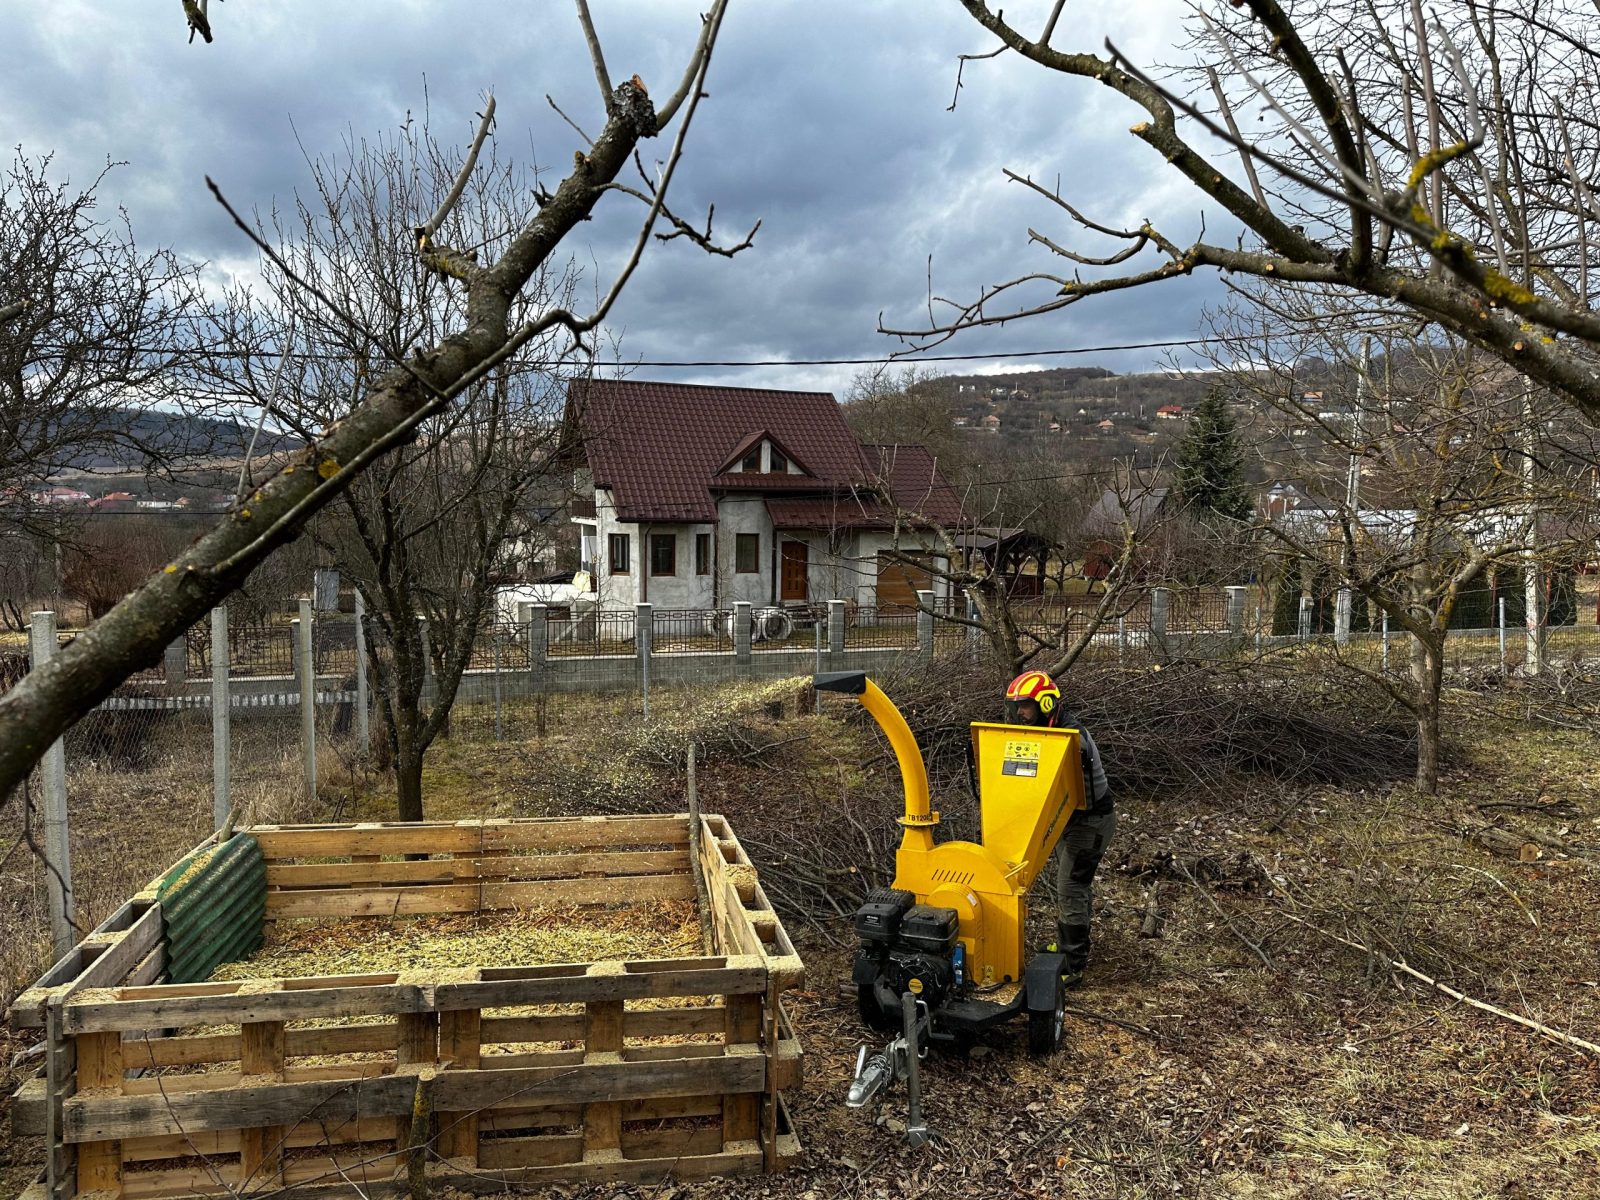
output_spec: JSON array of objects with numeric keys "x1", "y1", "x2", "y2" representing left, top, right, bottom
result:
[
  {"x1": 230, "y1": 706, "x2": 319, "y2": 823},
  {"x1": 226, "y1": 621, "x2": 298, "y2": 678},
  {"x1": 751, "y1": 605, "x2": 817, "y2": 652},
  {"x1": 653, "y1": 609, "x2": 734, "y2": 654},
  {"x1": 844, "y1": 606, "x2": 919, "y2": 650},
  {"x1": 312, "y1": 614, "x2": 361, "y2": 679},
  {"x1": 931, "y1": 613, "x2": 971, "y2": 655},
  {"x1": 547, "y1": 608, "x2": 636, "y2": 657},
  {"x1": 1168, "y1": 589, "x2": 1232, "y2": 633}
]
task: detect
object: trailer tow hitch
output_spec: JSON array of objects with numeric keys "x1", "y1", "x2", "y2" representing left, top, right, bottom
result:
[{"x1": 845, "y1": 992, "x2": 931, "y2": 1146}]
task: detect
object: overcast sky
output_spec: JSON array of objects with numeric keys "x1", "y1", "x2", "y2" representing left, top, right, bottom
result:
[{"x1": 4, "y1": 1, "x2": 1234, "y2": 395}]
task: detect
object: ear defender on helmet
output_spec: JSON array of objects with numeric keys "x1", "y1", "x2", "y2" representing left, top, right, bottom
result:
[{"x1": 1005, "y1": 670, "x2": 1063, "y2": 725}]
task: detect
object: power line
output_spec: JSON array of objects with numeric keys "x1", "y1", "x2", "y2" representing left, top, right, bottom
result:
[{"x1": 22, "y1": 335, "x2": 1228, "y2": 371}]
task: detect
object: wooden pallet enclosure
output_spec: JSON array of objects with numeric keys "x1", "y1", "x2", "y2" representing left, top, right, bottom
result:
[{"x1": 10, "y1": 815, "x2": 802, "y2": 1199}]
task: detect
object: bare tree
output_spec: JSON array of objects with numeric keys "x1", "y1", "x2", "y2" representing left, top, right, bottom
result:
[
  {"x1": 879, "y1": 450, "x2": 1164, "y2": 676},
  {"x1": 896, "y1": 2, "x2": 1600, "y2": 419},
  {"x1": 1209, "y1": 285, "x2": 1600, "y2": 790},
  {"x1": 0, "y1": 152, "x2": 208, "y2": 549},
  {"x1": 211, "y1": 104, "x2": 594, "y2": 820},
  {"x1": 0, "y1": 1, "x2": 746, "y2": 801}
]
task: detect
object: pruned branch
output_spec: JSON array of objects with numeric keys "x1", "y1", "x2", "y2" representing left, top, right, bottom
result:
[
  {"x1": 0, "y1": 0, "x2": 734, "y2": 803},
  {"x1": 413, "y1": 94, "x2": 497, "y2": 252}
]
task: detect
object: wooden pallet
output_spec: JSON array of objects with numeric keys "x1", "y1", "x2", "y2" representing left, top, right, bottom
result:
[{"x1": 8, "y1": 815, "x2": 803, "y2": 1198}]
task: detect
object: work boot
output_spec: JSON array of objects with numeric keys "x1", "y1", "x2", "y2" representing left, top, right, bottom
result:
[{"x1": 1057, "y1": 923, "x2": 1091, "y2": 987}]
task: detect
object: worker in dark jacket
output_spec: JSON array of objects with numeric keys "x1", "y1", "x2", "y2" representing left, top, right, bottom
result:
[{"x1": 1003, "y1": 670, "x2": 1116, "y2": 986}]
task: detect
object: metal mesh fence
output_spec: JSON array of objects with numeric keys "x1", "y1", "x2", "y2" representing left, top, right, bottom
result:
[{"x1": 548, "y1": 608, "x2": 636, "y2": 657}]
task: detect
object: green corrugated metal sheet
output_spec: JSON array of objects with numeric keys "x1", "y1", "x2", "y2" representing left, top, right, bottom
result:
[{"x1": 156, "y1": 834, "x2": 266, "y2": 983}]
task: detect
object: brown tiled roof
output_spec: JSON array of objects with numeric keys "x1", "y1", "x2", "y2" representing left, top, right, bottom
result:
[
  {"x1": 766, "y1": 495, "x2": 894, "y2": 530},
  {"x1": 709, "y1": 472, "x2": 834, "y2": 492},
  {"x1": 571, "y1": 380, "x2": 869, "y2": 521},
  {"x1": 869, "y1": 444, "x2": 967, "y2": 527}
]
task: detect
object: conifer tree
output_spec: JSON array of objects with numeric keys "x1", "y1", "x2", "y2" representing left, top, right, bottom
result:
[{"x1": 1174, "y1": 386, "x2": 1250, "y2": 521}]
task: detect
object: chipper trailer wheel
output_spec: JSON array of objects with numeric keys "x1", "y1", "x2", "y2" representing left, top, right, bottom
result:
[{"x1": 1027, "y1": 969, "x2": 1067, "y2": 1057}]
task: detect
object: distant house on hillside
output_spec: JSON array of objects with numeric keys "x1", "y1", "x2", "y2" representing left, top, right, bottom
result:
[
  {"x1": 1258, "y1": 480, "x2": 1314, "y2": 520},
  {"x1": 1155, "y1": 404, "x2": 1185, "y2": 420},
  {"x1": 1095, "y1": 419, "x2": 1116, "y2": 434},
  {"x1": 1081, "y1": 486, "x2": 1173, "y2": 578},
  {"x1": 566, "y1": 380, "x2": 965, "y2": 613},
  {"x1": 29, "y1": 486, "x2": 90, "y2": 506},
  {"x1": 980, "y1": 414, "x2": 1001, "y2": 432}
]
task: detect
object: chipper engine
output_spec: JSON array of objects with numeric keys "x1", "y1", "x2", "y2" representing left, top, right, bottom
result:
[{"x1": 812, "y1": 670, "x2": 1089, "y2": 1144}]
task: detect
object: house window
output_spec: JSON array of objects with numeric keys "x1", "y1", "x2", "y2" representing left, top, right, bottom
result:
[
  {"x1": 740, "y1": 447, "x2": 762, "y2": 472},
  {"x1": 608, "y1": 533, "x2": 630, "y2": 574},
  {"x1": 769, "y1": 446, "x2": 788, "y2": 472},
  {"x1": 650, "y1": 533, "x2": 676, "y2": 577},
  {"x1": 735, "y1": 532, "x2": 760, "y2": 573},
  {"x1": 579, "y1": 527, "x2": 597, "y2": 577},
  {"x1": 695, "y1": 533, "x2": 711, "y2": 575}
]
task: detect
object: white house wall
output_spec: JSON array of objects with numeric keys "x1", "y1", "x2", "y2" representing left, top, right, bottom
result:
[
  {"x1": 591, "y1": 487, "x2": 640, "y2": 610},
  {"x1": 592, "y1": 487, "x2": 950, "y2": 612},
  {"x1": 716, "y1": 497, "x2": 772, "y2": 608}
]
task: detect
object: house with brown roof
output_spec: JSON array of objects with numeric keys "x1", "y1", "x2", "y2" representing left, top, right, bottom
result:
[{"x1": 567, "y1": 380, "x2": 965, "y2": 612}]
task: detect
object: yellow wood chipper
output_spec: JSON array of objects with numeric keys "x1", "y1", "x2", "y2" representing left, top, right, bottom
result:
[{"x1": 813, "y1": 671, "x2": 1089, "y2": 1144}]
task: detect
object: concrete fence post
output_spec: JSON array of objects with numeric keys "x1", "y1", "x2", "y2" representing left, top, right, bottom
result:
[
  {"x1": 965, "y1": 593, "x2": 981, "y2": 660},
  {"x1": 1381, "y1": 609, "x2": 1390, "y2": 670},
  {"x1": 1498, "y1": 595, "x2": 1508, "y2": 675},
  {"x1": 354, "y1": 591, "x2": 370, "y2": 750},
  {"x1": 211, "y1": 605, "x2": 230, "y2": 831},
  {"x1": 29, "y1": 610, "x2": 74, "y2": 956},
  {"x1": 1149, "y1": 587, "x2": 1170, "y2": 654},
  {"x1": 1225, "y1": 586, "x2": 1249, "y2": 640},
  {"x1": 1298, "y1": 595, "x2": 1313, "y2": 640},
  {"x1": 528, "y1": 603, "x2": 549, "y2": 667},
  {"x1": 297, "y1": 598, "x2": 316, "y2": 802},
  {"x1": 636, "y1": 602, "x2": 653, "y2": 719},
  {"x1": 492, "y1": 626, "x2": 505, "y2": 742},
  {"x1": 1333, "y1": 588, "x2": 1352, "y2": 646},
  {"x1": 163, "y1": 634, "x2": 187, "y2": 690},
  {"x1": 734, "y1": 602, "x2": 753, "y2": 667},
  {"x1": 916, "y1": 589, "x2": 936, "y2": 661},
  {"x1": 516, "y1": 600, "x2": 533, "y2": 663},
  {"x1": 828, "y1": 599, "x2": 847, "y2": 661}
]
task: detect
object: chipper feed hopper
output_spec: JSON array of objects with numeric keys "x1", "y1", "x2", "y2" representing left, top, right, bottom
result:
[{"x1": 812, "y1": 670, "x2": 1088, "y2": 1144}]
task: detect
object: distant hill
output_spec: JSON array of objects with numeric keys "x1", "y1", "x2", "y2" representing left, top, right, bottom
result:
[
  {"x1": 58, "y1": 408, "x2": 304, "y2": 472},
  {"x1": 927, "y1": 365, "x2": 1217, "y2": 465}
]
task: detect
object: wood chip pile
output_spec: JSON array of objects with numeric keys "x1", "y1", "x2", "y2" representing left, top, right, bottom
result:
[{"x1": 210, "y1": 902, "x2": 702, "y2": 980}]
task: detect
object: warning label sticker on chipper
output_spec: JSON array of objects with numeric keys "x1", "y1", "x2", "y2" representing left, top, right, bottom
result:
[{"x1": 1001, "y1": 739, "x2": 1041, "y2": 777}]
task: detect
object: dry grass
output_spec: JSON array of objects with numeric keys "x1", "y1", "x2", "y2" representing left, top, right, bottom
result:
[{"x1": 6, "y1": 665, "x2": 1600, "y2": 1199}]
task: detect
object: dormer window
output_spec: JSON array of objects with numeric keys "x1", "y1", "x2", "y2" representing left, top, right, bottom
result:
[{"x1": 721, "y1": 430, "x2": 809, "y2": 477}]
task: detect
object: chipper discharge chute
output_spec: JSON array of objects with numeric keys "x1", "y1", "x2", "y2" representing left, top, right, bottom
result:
[{"x1": 813, "y1": 670, "x2": 1088, "y2": 1145}]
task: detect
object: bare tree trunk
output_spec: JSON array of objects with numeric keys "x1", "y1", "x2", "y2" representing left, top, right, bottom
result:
[
  {"x1": 1522, "y1": 384, "x2": 1547, "y2": 677},
  {"x1": 395, "y1": 739, "x2": 425, "y2": 822},
  {"x1": 1410, "y1": 633, "x2": 1444, "y2": 794}
]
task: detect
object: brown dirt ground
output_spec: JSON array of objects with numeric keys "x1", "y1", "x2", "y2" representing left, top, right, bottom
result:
[{"x1": 4, "y1": 679, "x2": 1599, "y2": 1199}]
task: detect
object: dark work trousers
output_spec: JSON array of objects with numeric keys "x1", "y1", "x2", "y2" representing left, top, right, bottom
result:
[{"x1": 1054, "y1": 805, "x2": 1118, "y2": 958}]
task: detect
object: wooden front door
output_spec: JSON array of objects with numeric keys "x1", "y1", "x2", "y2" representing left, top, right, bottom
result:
[{"x1": 780, "y1": 540, "x2": 809, "y2": 601}]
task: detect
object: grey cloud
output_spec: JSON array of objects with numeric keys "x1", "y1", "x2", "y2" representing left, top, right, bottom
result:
[{"x1": 4, "y1": 1, "x2": 1235, "y2": 396}]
